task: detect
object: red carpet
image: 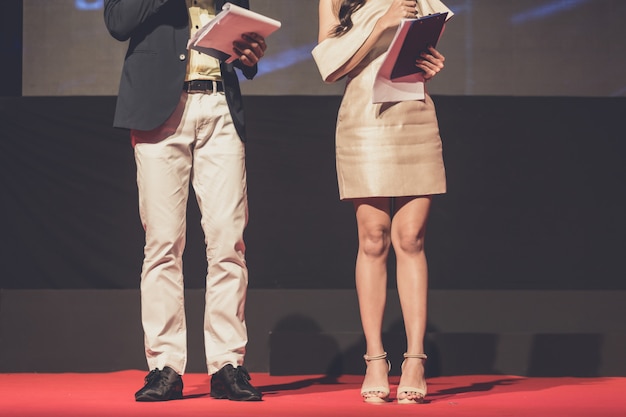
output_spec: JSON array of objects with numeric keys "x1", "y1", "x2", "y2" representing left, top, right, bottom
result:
[{"x1": 1, "y1": 371, "x2": 625, "y2": 416}]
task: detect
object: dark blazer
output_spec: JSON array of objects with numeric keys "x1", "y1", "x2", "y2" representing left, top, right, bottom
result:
[{"x1": 104, "y1": 0, "x2": 256, "y2": 140}]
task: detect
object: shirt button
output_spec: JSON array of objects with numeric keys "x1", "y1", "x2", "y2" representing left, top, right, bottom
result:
[{"x1": 179, "y1": 54, "x2": 186, "y2": 61}]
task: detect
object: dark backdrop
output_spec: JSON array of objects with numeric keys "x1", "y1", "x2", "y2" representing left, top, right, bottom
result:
[
  {"x1": 2, "y1": 95, "x2": 625, "y2": 290},
  {"x1": 0, "y1": 1, "x2": 22, "y2": 97}
]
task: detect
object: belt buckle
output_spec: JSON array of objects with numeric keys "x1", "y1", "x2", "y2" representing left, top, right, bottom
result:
[{"x1": 185, "y1": 80, "x2": 220, "y2": 93}]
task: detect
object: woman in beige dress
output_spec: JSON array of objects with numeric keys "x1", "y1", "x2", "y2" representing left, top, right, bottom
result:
[{"x1": 313, "y1": 0, "x2": 452, "y2": 404}]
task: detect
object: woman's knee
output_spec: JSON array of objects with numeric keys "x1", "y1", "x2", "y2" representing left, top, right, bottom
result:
[
  {"x1": 392, "y1": 229, "x2": 425, "y2": 255},
  {"x1": 358, "y1": 226, "x2": 391, "y2": 258}
]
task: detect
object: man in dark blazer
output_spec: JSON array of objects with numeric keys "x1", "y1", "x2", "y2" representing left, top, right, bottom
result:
[{"x1": 104, "y1": 0, "x2": 267, "y2": 402}]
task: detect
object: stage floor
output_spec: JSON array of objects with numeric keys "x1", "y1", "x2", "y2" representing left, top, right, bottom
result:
[{"x1": 1, "y1": 371, "x2": 624, "y2": 416}]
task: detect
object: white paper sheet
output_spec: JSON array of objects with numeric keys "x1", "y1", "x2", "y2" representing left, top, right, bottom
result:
[{"x1": 187, "y1": 3, "x2": 281, "y2": 63}]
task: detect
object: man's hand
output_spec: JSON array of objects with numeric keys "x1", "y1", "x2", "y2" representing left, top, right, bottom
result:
[{"x1": 233, "y1": 32, "x2": 267, "y2": 67}]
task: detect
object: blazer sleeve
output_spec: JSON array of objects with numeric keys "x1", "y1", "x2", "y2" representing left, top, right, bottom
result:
[{"x1": 104, "y1": 0, "x2": 175, "y2": 41}]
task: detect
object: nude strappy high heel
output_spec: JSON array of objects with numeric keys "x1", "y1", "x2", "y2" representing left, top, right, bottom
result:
[
  {"x1": 397, "y1": 353, "x2": 428, "y2": 404},
  {"x1": 360, "y1": 352, "x2": 391, "y2": 403}
]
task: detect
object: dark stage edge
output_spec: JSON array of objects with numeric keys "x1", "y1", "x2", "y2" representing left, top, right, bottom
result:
[{"x1": 1, "y1": 289, "x2": 625, "y2": 376}]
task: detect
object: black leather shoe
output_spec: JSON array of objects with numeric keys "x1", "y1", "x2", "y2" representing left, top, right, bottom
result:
[
  {"x1": 210, "y1": 364, "x2": 263, "y2": 401},
  {"x1": 135, "y1": 366, "x2": 184, "y2": 402}
]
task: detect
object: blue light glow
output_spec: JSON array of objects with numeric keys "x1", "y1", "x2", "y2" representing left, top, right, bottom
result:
[
  {"x1": 444, "y1": 0, "x2": 469, "y2": 15},
  {"x1": 243, "y1": 43, "x2": 319, "y2": 80},
  {"x1": 511, "y1": 0, "x2": 591, "y2": 24},
  {"x1": 75, "y1": 0, "x2": 103, "y2": 11}
]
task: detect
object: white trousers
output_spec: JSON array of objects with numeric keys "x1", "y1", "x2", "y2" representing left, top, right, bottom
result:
[{"x1": 132, "y1": 91, "x2": 248, "y2": 375}]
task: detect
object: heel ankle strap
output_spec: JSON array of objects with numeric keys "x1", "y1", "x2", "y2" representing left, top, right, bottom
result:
[
  {"x1": 403, "y1": 353, "x2": 427, "y2": 360},
  {"x1": 364, "y1": 352, "x2": 388, "y2": 362}
]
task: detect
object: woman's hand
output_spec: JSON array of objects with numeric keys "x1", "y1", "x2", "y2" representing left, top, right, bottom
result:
[
  {"x1": 234, "y1": 32, "x2": 267, "y2": 67},
  {"x1": 416, "y1": 46, "x2": 445, "y2": 80},
  {"x1": 378, "y1": 0, "x2": 418, "y2": 30}
]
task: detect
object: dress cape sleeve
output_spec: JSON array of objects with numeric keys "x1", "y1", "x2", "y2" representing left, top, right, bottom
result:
[{"x1": 311, "y1": 2, "x2": 384, "y2": 83}]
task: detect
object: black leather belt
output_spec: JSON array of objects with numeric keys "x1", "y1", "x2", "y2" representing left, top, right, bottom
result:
[{"x1": 183, "y1": 80, "x2": 224, "y2": 93}]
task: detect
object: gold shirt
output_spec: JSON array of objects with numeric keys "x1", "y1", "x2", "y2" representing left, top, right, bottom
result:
[{"x1": 186, "y1": 0, "x2": 222, "y2": 81}]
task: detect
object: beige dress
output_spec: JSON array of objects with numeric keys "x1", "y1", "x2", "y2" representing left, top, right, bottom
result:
[{"x1": 312, "y1": 0, "x2": 452, "y2": 199}]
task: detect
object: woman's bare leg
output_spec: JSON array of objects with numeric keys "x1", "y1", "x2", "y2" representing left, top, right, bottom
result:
[
  {"x1": 353, "y1": 197, "x2": 392, "y2": 401},
  {"x1": 391, "y1": 196, "x2": 432, "y2": 401}
]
